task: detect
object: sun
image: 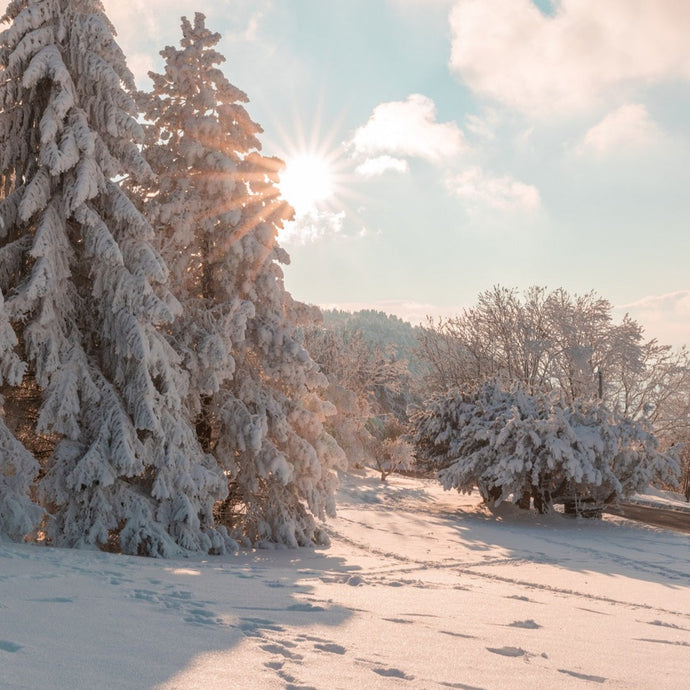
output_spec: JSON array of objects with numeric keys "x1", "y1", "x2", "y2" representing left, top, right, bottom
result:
[{"x1": 279, "y1": 153, "x2": 334, "y2": 215}]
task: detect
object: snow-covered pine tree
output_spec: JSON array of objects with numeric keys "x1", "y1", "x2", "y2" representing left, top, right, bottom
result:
[
  {"x1": 0, "y1": 0, "x2": 227, "y2": 554},
  {"x1": 137, "y1": 14, "x2": 343, "y2": 547}
]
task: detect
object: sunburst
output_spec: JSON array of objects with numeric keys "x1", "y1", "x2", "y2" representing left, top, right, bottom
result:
[
  {"x1": 263, "y1": 102, "x2": 365, "y2": 240},
  {"x1": 279, "y1": 153, "x2": 334, "y2": 215}
]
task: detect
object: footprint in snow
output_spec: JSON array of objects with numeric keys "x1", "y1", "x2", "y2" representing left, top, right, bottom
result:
[
  {"x1": 0, "y1": 641, "x2": 22, "y2": 653},
  {"x1": 314, "y1": 642, "x2": 346, "y2": 655},
  {"x1": 577, "y1": 607, "x2": 611, "y2": 616},
  {"x1": 277, "y1": 668, "x2": 318, "y2": 690},
  {"x1": 239, "y1": 617, "x2": 285, "y2": 635},
  {"x1": 646, "y1": 619, "x2": 689, "y2": 631},
  {"x1": 635, "y1": 638, "x2": 690, "y2": 647},
  {"x1": 167, "y1": 589, "x2": 193, "y2": 601},
  {"x1": 297, "y1": 634, "x2": 326, "y2": 644},
  {"x1": 373, "y1": 667, "x2": 414, "y2": 680},
  {"x1": 486, "y1": 646, "x2": 526, "y2": 657},
  {"x1": 260, "y1": 643, "x2": 303, "y2": 660},
  {"x1": 287, "y1": 603, "x2": 325, "y2": 612},
  {"x1": 509, "y1": 619, "x2": 541, "y2": 629},
  {"x1": 31, "y1": 597, "x2": 73, "y2": 604},
  {"x1": 346, "y1": 575, "x2": 366, "y2": 586},
  {"x1": 265, "y1": 580, "x2": 289, "y2": 589},
  {"x1": 183, "y1": 607, "x2": 220, "y2": 626},
  {"x1": 558, "y1": 669, "x2": 606, "y2": 683},
  {"x1": 440, "y1": 630, "x2": 476, "y2": 639}
]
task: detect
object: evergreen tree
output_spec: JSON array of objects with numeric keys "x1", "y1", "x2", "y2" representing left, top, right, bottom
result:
[
  {"x1": 0, "y1": 0, "x2": 226, "y2": 554},
  {"x1": 137, "y1": 14, "x2": 343, "y2": 547}
]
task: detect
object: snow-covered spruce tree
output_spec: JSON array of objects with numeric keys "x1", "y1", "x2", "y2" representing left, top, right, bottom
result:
[
  {"x1": 136, "y1": 14, "x2": 343, "y2": 547},
  {"x1": 0, "y1": 1, "x2": 227, "y2": 554},
  {"x1": 410, "y1": 381, "x2": 678, "y2": 515}
]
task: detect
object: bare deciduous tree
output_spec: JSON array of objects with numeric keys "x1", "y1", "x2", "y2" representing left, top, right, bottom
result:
[{"x1": 419, "y1": 285, "x2": 647, "y2": 405}]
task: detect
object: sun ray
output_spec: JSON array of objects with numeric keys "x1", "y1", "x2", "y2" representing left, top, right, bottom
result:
[{"x1": 197, "y1": 94, "x2": 375, "y2": 245}]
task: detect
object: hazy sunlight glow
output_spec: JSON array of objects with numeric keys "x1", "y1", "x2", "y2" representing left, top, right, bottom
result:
[{"x1": 279, "y1": 154, "x2": 333, "y2": 214}]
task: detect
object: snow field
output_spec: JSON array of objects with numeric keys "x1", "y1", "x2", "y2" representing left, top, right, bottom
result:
[{"x1": 1, "y1": 471, "x2": 688, "y2": 689}]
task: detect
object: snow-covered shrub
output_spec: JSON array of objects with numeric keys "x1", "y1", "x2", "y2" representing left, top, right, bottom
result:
[
  {"x1": 379, "y1": 437, "x2": 414, "y2": 478},
  {"x1": 321, "y1": 382, "x2": 373, "y2": 470},
  {"x1": 411, "y1": 381, "x2": 679, "y2": 515}
]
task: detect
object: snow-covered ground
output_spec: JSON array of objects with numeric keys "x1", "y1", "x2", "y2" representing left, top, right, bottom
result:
[
  {"x1": 1, "y1": 471, "x2": 689, "y2": 689},
  {"x1": 629, "y1": 486, "x2": 690, "y2": 512}
]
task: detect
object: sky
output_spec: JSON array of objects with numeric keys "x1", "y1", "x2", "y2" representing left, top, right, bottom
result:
[{"x1": 3, "y1": 0, "x2": 690, "y2": 346}]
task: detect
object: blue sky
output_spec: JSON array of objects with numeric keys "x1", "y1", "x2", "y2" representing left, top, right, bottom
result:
[{"x1": 4, "y1": 0, "x2": 690, "y2": 346}]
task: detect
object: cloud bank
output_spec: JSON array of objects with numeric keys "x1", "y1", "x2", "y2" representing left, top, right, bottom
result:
[{"x1": 449, "y1": 0, "x2": 690, "y2": 115}]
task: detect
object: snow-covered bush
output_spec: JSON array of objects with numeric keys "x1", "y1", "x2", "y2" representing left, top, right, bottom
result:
[
  {"x1": 371, "y1": 418, "x2": 415, "y2": 481},
  {"x1": 321, "y1": 381, "x2": 373, "y2": 470},
  {"x1": 410, "y1": 381, "x2": 679, "y2": 515}
]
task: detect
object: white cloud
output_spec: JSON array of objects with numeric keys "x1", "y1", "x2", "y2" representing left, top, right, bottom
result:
[
  {"x1": 446, "y1": 166, "x2": 541, "y2": 212},
  {"x1": 350, "y1": 94, "x2": 464, "y2": 161},
  {"x1": 578, "y1": 104, "x2": 663, "y2": 157},
  {"x1": 449, "y1": 0, "x2": 690, "y2": 115},
  {"x1": 239, "y1": 10, "x2": 266, "y2": 41},
  {"x1": 355, "y1": 156, "x2": 410, "y2": 178},
  {"x1": 279, "y1": 209, "x2": 345, "y2": 245},
  {"x1": 616, "y1": 291, "x2": 690, "y2": 348}
]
